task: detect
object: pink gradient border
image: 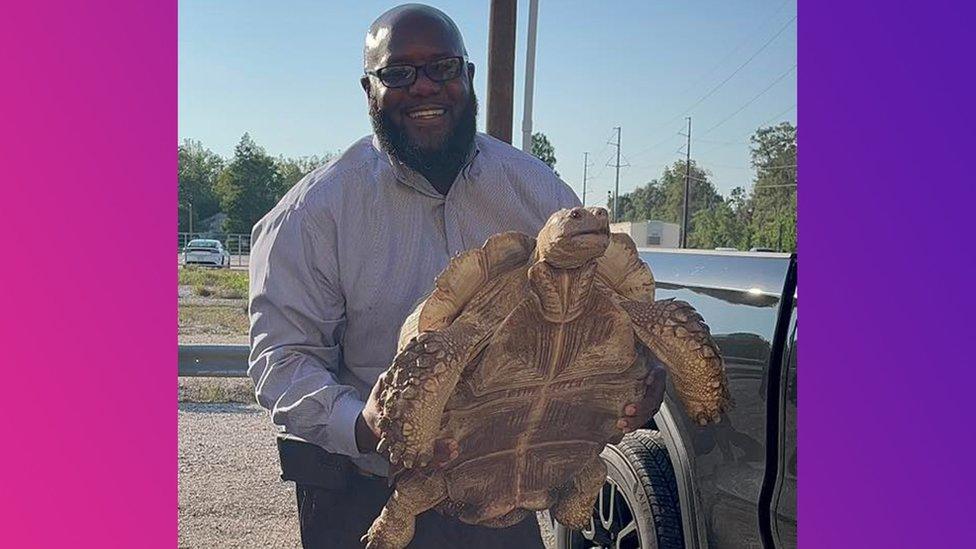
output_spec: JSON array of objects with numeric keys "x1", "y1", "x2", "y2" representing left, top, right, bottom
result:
[{"x1": 1, "y1": 2, "x2": 176, "y2": 546}]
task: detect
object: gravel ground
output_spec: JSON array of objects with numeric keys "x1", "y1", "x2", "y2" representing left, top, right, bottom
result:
[
  {"x1": 179, "y1": 401, "x2": 557, "y2": 549},
  {"x1": 179, "y1": 402, "x2": 300, "y2": 548}
]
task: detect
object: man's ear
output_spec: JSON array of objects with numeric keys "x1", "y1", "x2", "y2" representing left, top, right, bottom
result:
[
  {"x1": 467, "y1": 62, "x2": 476, "y2": 83},
  {"x1": 360, "y1": 75, "x2": 371, "y2": 96}
]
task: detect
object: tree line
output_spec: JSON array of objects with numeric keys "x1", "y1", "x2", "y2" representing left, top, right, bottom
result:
[
  {"x1": 179, "y1": 132, "x2": 560, "y2": 236},
  {"x1": 179, "y1": 124, "x2": 795, "y2": 252},
  {"x1": 607, "y1": 122, "x2": 797, "y2": 252},
  {"x1": 178, "y1": 133, "x2": 333, "y2": 234}
]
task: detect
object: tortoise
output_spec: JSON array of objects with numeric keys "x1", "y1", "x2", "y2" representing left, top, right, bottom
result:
[{"x1": 363, "y1": 206, "x2": 731, "y2": 549}]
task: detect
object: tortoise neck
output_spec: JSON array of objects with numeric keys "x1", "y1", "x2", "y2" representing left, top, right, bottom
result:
[{"x1": 528, "y1": 261, "x2": 597, "y2": 323}]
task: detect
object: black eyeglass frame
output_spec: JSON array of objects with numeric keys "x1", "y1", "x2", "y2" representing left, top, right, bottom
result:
[{"x1": 365, "y1": 56, "x2": 470, "y2": 89}]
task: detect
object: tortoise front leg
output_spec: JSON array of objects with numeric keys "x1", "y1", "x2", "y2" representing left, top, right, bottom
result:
[
  {"x1": 377, "y1": 321, "x2": 485, "y2": 469},
  {"x1": 363, "y1": 471, "x2": 448, "y2": 549},
  {"x1": 620, "y1": 298, "x2": 731, "y2": 425}
]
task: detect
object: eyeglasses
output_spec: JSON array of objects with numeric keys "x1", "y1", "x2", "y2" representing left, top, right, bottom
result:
[{"x1": 366, "y1": 56, "x2": 467, "y2": 89}]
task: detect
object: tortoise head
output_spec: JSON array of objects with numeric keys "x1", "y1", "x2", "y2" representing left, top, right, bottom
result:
[{"x1": 535, "y1": 206, "x2": 611, "y2": 268}]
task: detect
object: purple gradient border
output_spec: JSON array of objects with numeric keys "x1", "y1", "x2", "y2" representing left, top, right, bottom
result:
[
  {"x1": 801, "y1": 1, "x2": 976, "y2": 547},
  {"x1": 0, "y1": 1, "x2": 176, "y2": 547},
  {"x1": 1, "y1": 1, "x2": 974, "y2": 547}
]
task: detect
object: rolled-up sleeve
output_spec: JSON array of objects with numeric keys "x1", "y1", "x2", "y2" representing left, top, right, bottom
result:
[{"x1": 248, "y1": 204, "x2": 365, "y2": 458}]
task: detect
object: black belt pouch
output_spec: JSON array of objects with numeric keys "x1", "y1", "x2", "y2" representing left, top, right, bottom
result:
[{"x1": 277, "y1": 434, "x2": 353, "y2": 491}]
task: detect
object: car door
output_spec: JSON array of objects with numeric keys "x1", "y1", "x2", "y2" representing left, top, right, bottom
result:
[{"x1": 771, "y1": 305, "x2": 797, "y2": 548}]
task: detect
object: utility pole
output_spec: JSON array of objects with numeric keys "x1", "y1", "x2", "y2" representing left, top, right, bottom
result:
[
  {"x1": 188, "y1": 201, "x2": 193, "y2": 238},
  {"x1": 520, "y1": 0, "x2": 539, "y2": 152},
  {"x1": 681, "y1": 117, "x2": 692, "y2": 248},
  {"x1": 486, "y1": 0, "x2": 517, "y2": 143},
  {"x1": 611, "y1": 127, "x2": 622, "y2": 222},
  {"x1": 581, "y1": 152, "x2": 590, "y2": 206}
]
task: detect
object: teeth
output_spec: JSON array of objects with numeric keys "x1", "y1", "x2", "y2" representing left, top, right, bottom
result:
[{"x1": 408, "y1": 109, "x2": 445, "y2": 119}]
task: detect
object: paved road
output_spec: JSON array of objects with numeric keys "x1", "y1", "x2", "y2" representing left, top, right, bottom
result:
[{"x1": 178, "y1": 402, "x2": 558, "y2": 548}]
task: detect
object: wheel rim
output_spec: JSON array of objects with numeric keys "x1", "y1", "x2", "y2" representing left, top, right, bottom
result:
[{"x1": 575, "y1": 478, "x2": 642, "y2": 549}]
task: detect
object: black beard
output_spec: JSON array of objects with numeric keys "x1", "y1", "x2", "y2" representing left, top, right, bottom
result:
[{"x1": 370, "y1": 93, "x2": 478, "y2": 184}]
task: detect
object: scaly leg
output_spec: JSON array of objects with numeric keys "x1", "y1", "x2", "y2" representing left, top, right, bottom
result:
[
  {"x1": 378, "y1": 321, "x2": 486, "y2": 469},
  {"x1": 621, "y1": 298, "x2": 732, "y2": 424},
  {"x1": 551, "y1": 457, "x2": 607, "y2": 530},
  {"x1": 363, "y1": 471, "x2": 448, "y2": 549}
]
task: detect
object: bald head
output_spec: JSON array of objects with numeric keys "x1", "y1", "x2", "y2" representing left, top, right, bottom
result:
[{"x1": 364, "y1": 4, "x2": 468, "y2": 71}]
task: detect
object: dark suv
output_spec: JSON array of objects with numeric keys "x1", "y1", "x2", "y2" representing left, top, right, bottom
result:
[{"x1": 556, "y1": 249, "x2": 797, "y2": 549}]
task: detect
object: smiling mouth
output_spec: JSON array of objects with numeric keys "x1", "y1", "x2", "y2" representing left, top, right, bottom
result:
[{"x1": 407, "y1": 108, "x2": 447, "y2": 120}]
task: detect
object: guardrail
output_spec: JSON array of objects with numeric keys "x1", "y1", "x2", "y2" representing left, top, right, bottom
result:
[{"x1": 179, "y1": 344, "x2": 249, "y2": 377}]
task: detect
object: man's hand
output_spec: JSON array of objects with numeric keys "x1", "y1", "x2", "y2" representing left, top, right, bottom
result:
[
  {"x1": 356, "y1": 375, "x2": 460, "y2": 466},
  {"x1": 616, "y1": 363, "x2": 667, "y2": 433}
]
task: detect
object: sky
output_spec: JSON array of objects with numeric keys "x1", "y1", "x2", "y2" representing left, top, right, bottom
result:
[{"x1": 179, "y1": 0, "x2": 796, "y2": 200}]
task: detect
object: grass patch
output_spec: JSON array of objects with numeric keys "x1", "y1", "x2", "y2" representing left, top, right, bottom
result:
[
  {"x1": 179, "y1": 377, "x2": 255, "y2": 403},
  {"x1": 193, "y1": 285, "x2": 214, "y2": 297},
  {"x1": 179, "y1": 304, "x2": 249, "y2": 335},
  {"x1": 180, "y1": 266, "x2": 248, "y2": 298}
]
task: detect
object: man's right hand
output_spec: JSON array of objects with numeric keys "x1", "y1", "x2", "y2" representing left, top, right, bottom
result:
[{"x1": 356, "y1": 375, "x2": 460, "y2": 467}]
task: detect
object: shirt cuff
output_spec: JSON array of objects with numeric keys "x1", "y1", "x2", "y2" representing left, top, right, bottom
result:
[{"x1": 328, "y1": 393, "x2": 367, "y2": 458}]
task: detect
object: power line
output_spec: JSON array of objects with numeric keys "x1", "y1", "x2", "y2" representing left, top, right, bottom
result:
[
  {"x1": 672, "y1": 1, "x2": 793, "y2": 100},
  {"x1": 695, "y1": 137, "x2": 751, "y2": 145},
  {"x1": 585, "y1": 127, "x2": 621, "y2": 183},
  {"x1": 757, "y1": 103, "x2": 797, "y2": 127},
  {"x1": 677, "y1": 15, "x2": 796, "y2": 120},
  {"x1": 627, "y1": 125, "x2": 685, "y2": 161},
  {"x1": 625, "y1": 14, "x2": 796, "y2": 162},
  {"x1": 694, "y1": 104, "x2": 798, "y2": 157},
  {"x1": 702, "y1": 64, "x2": 797, "y2": 135},
  {"x1": 644, "y1": 13, "x2": 797, "y2": 140},
  {"x1": 702, "y1": 163, "x2": 797, "y2": 170}
]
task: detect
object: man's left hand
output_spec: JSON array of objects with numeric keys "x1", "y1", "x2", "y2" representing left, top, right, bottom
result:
[{"x1": 616, "y1": 363, "x2": 667, "y2": 433}]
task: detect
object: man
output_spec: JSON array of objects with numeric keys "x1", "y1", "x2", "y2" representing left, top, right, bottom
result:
[{"x1": 248, "y1": 4, "x2": 666, "y2": 548}]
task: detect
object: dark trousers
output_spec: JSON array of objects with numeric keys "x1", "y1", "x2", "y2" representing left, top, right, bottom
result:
[{"x1": 295, "y1": 475, "x2": 545, "y2": 548}]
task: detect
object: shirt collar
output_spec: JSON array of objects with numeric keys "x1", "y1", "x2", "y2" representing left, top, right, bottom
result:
[{"x1": 371, "y1": 134, "x2": 481, "y2": 198}]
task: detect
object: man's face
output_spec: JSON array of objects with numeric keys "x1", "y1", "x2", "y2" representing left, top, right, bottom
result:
[{"x1": 363, "y1": 20, "x2": 476, "y2": 160}]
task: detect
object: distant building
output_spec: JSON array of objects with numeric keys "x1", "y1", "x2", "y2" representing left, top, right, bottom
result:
[{"x1": 610, "y1": 220, "x2": 681, "y2": 248}]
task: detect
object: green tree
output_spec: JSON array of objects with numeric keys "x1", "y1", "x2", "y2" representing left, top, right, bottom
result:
[
  {"x1": 609, "y1": 182, "x2": 664, "y2": 222},
  {"x1": 178, "y1": 139, "x2": 223, "y2": 233},
  {"x1": 530, "y1": 132, "x2": 558, "y2": 175},
  {"x1": 748, "y1": 122, "x2": 796, "y2": 251},
  {"x1": 613, "y1": 160, "x2": 721, "y2": 243},
  {"x1": 649, "y1": 160, "x2": 722, "y2": 226},
  {"x1": 689, "y1": 198, "x2": 749, "y2": 249},
  {"x1": 215, "y1": 133, "x2": 282, "y2": 234},
  {"x1": 275, "y1": 153, "x2": 334, "y2": 202}
]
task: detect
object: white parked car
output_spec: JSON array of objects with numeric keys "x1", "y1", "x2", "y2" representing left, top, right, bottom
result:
[{"x1": 183, "y1": 239, "x2": 230, "y2": 268}]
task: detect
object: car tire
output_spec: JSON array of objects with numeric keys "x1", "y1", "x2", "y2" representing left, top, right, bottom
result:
[{"x1": 554, "y1": 430, "x2": 684, "y2": 549}]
